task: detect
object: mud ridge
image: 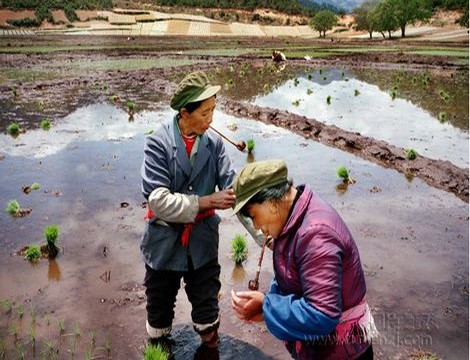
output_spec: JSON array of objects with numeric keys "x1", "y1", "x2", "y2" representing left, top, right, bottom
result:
[{"x1": 221, "y1": 100, "x2": 469, "y2": 202}]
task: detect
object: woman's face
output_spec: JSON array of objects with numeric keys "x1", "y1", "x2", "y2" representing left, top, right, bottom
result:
[
  {"x1": 245, "y1": 201, "x2": 284, "y2": 240},
  {"x1": 181, "y1": 96, "x2": 216, "y2": 135}
]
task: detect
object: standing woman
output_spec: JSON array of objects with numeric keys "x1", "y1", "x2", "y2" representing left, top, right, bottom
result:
[
  {"x1": 231, "y1": 159, "x2": 377, "y2": 359},
  {"x1": 141, "y1": 71, "x2": 236, "y2": 355}
]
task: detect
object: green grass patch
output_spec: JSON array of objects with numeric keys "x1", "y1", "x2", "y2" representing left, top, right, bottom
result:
[
  {"x1": 0, "y1": 68, "x2": 63, "y2": 84},
  {"x1": 321, "y1": 47, "x2": 397, "y2": 53},
  {"x1": 179, "y1": 48, "x2": 256, "y2": 56},
  {"x1": 283, "y1": 50, "x2": 342, "y2": 58},
  {"x1": 407, "y1": 48, "x2": 469, "y2": 57},
  {"x1": 60, "y1": 58, "x2": 204, "y2": 71},
  {"x1": 0, "y1": 44, "x2": 160, "y2": 54}
]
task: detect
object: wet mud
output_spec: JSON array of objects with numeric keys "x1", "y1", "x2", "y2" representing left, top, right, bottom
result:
[
  {"x1": 221, "y1": 99, "x2": 469, "y2": 202},
  {"x1": 0, "y1": 36, "x2": 468, "y2": 359}
]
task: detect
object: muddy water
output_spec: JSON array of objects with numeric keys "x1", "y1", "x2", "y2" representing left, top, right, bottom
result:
[
  {"x1": 0, "y1": 103, "x2": 468, "y2": 359},
  {"x1": 252, "y1": 68, "x2": 469, "y2": 169}
]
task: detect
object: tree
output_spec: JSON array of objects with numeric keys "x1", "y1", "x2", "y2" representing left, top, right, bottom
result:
[
  {"x1": 458, "y1": 5, "x2": 469, "y2": 27},
  {"x1": 390, "y1": 0, "x2": 433, "y2": 37},
  {"x1": 310, "y1": 9, "x2": 338, "y2": 37},
  {"x1": 375, "y1": 0, "x2": 399, "y2": 38},
  {"x1": 353, "y1": 0, "x2": 380, "y2": 39}
]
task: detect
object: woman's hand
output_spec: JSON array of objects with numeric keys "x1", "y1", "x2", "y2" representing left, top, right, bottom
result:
[
  {"x1": 231, "y1": 289, "x2": 264, "y2": 322},
  {"x1": 200, "y1": 189, "x2": 236, "y2": 210}
]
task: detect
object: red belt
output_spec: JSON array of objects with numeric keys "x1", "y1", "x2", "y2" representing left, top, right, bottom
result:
[{"x1": 145, "y1": 208, "x2": 215, "y2": 246}]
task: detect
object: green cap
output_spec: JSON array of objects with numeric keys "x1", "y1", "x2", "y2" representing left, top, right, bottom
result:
[
  {"x1": 170, "y1": 71, "x2": 221, "y2": 111},
  {"x1": 233, "y1": 159, "x2": 288, "y2": 215}
]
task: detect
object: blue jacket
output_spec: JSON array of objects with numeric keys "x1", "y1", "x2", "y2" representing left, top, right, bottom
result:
[{"x1": 140, "y1": 117, "x2": 236, "y2": 271}]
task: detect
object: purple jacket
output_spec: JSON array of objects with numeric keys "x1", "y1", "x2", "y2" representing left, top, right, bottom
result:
[{"x1": 263, "y1": 185, "x2": 370, "y2": 359}]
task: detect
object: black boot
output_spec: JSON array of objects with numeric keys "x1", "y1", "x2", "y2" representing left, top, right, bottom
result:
[{"x1": 193, "y1": 331, "x2": 219, "y2": 360}]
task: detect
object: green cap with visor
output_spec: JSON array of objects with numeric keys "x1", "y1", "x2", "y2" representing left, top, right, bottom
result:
[
  {"x1": 232, "y1": 159, "x2": 288, "y2": 215},
  {"x1": 170, "y1": 71, "x2": 221, "y2": 111}
]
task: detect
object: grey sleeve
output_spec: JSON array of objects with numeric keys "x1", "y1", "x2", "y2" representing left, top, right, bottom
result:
[{"x1": 148, "y1": 187, "x2": 199, "y2": 223}]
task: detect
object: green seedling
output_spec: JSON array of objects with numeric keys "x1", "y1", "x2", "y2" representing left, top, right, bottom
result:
[
  {"x1": 438, "y1": 111, "x2": 447, "y2": 123},
  {"x1": 406, "y1": 148, "x2": 418, "y2": 160},
  {"x1": 74, "y1": 323, "x2": 81, "y2": 338},
  {"x1": 0, "y1": 340, "x2": 4, "y2": 359},
  {"x1": 42, "y1": 340, "x2": 57, "y2": 358},
  {"x1": 319, "y1": 68, "x2": 323, "y2": 75},
  {"x1": 239, "y1": 69, "x2": 245, "y2": 77},
  {"x1": 38, "y1": 100, "x2": 45, "y2": 110},
  {"x1": 1, "y1": 299, "x2": 13, "y2": 315},
  {"x1": 293, "y1": 78, "x2": 299, "y2": 86},
  {"x1": 421, "y1": 73, "x2": 431, "y2": 85},
  {"x1": 7, "y1": 123, "x2": 19, "y2": 135},
  {"x1": 29, "y1": 322, "x2": 36, "y2": 348},
  {"x1": 40, "y1": 119, "x2": 51, "y2": 131},
  {"x1": 29, "y1": 304, "x2": 36, "y2": 320},
  {"x1": 31, "y1": 183, "x2": 40, "y2": 191},
  {"x1": 89, "y1": 330, "x2": 96, "y2": 347},
  {"x1": 16, "y1": 304, "x2": 24, "y2": 318},
  {"x1": 336, "y1": 166, "x2": 355, "y2": 184},
  {"x1": 354, "y1": 89, "x2": 360, "y2": 96},
  {"x1": 104, "y1": 332, "x2": 112, "y2": 356},
  {"x1": 9, "y1": 323, "x2": 18, "y2": 339},
  {"x1": 307, "y1": 88, "x2": 313, "y2": 95},
  {"x1": 326, "y1": 96, "x2": 332, "y2": 105},
  {"x1": 145, "y1": 129, "x2": 154, "y2": 135},
  {"x1": 45, "y1": 225, "x2": 58, "y2": 245},
  {"x1": 439, "y1": 90, "x2": 450, "y2": 103},
  {"x1": 263, "y1": 84, "x2": 270, "y2": 92},
  {"x1": 25, "y1": 244, "x2": 41, "y2": 262},
  {"x1": 11, "y1": 86, "x2": 18, "y2": 97},
  {"x1": 230, "y1": 234, "x2": 248, "y2": 264},
  {"x1": 15, "y1": 343, "x2": 25, "y2": 360},
  {"x1": 127, "y1": 100, "x2": 136, "y2": 113},
  {"x1": 391, "y1": 89, "x2": 398, "y2": 100},
  {"x1": 323, "y1": 76, "x2": 327, "y2": 81},
  {"x1": 57, "y1": 317, "x2": 65, "y2": 335},
  {"x1": 144, "y1": 343, "x2": 170, "y2": 360},
  {"x1": 292, "y1": 99, "x2": 300, "y2": 106},
  {"x1": 5, "y1": 199, "x2": 30, "y2": 217},
  {"x1": 111, "y1": 95, "x2": 120, "y2": 103},
  {"x1": 247, "y1": 139, "x2": 255, "y2": 154},
  {"x1": 307, "y1": 73, "x2": 313, "y2": 80},
  {"x1": 5, "y1": 199, "x2": 20, "y2": 216},
  {"x1": 45, "y1": 224, "x2": 59, "y2": 258}
]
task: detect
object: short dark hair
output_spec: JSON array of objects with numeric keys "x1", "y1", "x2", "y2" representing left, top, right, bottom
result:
[{"x1": 240, "y1": 179, "x2": 292, "y2": 218}]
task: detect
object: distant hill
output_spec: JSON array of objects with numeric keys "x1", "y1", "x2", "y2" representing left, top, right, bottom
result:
[{"x1": 298, "y1": 0, "x2": 365, "y2": 12}]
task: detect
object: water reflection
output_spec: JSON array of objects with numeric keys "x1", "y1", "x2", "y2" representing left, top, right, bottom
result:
[
  {"x1": 0, "y1": 103, "x2": 172, "y2": 158},
  {"x1": 231, "y1": 264, "x2": 247, "y2": 285},
  {"x1": 48, "y1": 259, "x2": 61, "y2": 281},
  {"x1": 253, "y1": 70, "x2": 469, "y2": 168}
]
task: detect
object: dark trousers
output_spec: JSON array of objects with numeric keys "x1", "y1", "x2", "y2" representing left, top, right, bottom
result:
[
  {"x1": 144, "y1": 258, "x2": 221, "y2": 332},
  {"x1": 357, "y1": 345, "x2": 373, "y2": 360}
]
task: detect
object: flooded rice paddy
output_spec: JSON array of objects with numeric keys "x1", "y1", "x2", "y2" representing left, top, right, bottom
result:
[{"x1": 0, "y1": 60, "x2": 468, "y2": 359}]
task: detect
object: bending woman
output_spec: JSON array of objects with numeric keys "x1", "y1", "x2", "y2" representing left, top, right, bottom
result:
[{"x1": 231, "y1": 159, "x2": 377, "y2": 359}]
